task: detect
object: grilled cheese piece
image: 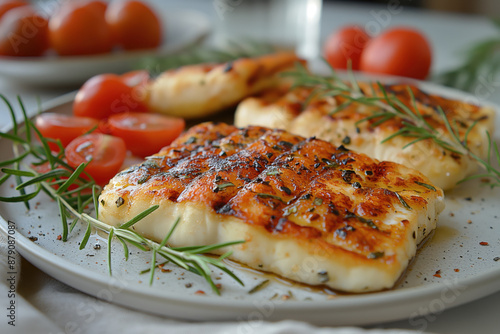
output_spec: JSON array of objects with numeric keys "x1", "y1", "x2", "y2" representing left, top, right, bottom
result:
[
  {"x1": 99, "y1": 122, "x2": 444, "y2": 293},
  {"x1": 235, "y1": 83, "x2": 495, "y2": 190},
  {"x1": 146, "y1": 52, "x2": 302, "y2": 119}
]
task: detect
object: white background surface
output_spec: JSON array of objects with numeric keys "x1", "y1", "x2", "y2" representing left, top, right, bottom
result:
[{"x1": 1, "y1": 0, "x2": 499, "y2": 333}]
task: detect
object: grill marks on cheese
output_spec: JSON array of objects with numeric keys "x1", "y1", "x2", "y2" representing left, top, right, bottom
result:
[{"x1": 100, "y1": 122, "x2": 444, "y2": 292}]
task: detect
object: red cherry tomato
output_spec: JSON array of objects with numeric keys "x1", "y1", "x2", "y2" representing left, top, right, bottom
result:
[
  {"x1": 73, "y1": 72, "x2": 148, "y2": 120},
  {"x1": 49, "y1": 1, "x2": 113, "y2": 56},
  {"x1": 0, "y1": 0, "x2": 28, "y2": 20},
  {"x1": 106, "y1": 112, "x2": 185, "y2": 157},
  {"x1": 323, "y1": 26, "x2": 370, "y2": 70},
  {"x1": 360, "y1": 27, "x2": 432, "y2": 80},
  {"x1": 106, "y1": 0, "x2": 162, "y2": 50},
  {"x1": 0, "y1": 6, "x2": 49, "y2": 57},
  {"x1": 34, "y1": 113, "x2": 99, "y2": 151},
  {"x1": 65, "y1": 133, "x2": 126, "y2": 186}
]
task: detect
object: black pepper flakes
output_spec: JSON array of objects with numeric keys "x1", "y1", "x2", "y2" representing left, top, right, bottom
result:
[
  {"x1": 278, "y1": 141, "x2": 294, "y2": 148},
  {"x1": 280, "y1": 186, "x2": 292, "y2": 195},
  {"x1": 341, "y1": 170, "x2": 355, "y2": 183},
  {"x1": 223, "y1": 62, "x2": 233, "y2": 72},
  {"x1": 342, "y1": 136, "x2": 351, "y2": 145},
  {"x1": 335, "y1": 228, "x2": 347, "y2": 239},
  {"x1": 318, "y1": 270, "x2": 329, "y2": 283},
  {"x1": 116, "y1": 197, "x2": 125, "y2": 208},
  {"x1": 337, "y1": 145, "x2": 350, "y2": 152}
]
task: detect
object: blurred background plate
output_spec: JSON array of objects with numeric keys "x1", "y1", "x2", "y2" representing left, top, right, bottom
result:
[{"x1": 0, "y1": 9, "x2": 210, "y2": 87}]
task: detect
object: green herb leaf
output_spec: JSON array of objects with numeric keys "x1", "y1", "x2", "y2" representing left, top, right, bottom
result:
[
  {"x1": 395, "y1": 192, "x2": 412, "y2": 210},
  {"x1": 80, "y1": 223, "x2": 92, "y2": 250},
  {"x1": 256, "y1": 193, "x2": 285, "y2": 203},
  {"x1": 119, "y1": 205, "x2": 159, "y2": 229},
  {"x1": 414, "y1": 181, "x2": 437, "y2": 192},
  {"x1": 108, "y1": 229, "x2": 114, "y2": 275},
  {"x1": 248, "y1": 279, "x2": 269, "y2": 294}
]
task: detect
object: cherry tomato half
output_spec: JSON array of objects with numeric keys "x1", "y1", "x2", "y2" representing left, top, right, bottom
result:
[
  {"x1": 106, "y1": 112, "x2": 185, "y2": 157},
  {"x1": 0, "y1": 6, "x2": 49, "y2": 57},
  {"x1": 73, "y1": 72, "x2": 148, "y2": 120},
  {"x1": 360, "y1": 27, "x2": 432, "y2": 80},
  {"x1": 49, "y1": 0, "x2": 113, "y2": 56},
  {"x1": 65, "y1": 133, "x2": 126, "y2": 186},
  {"x1": 106, "y1": 0, "x2": 161, "y2": 50},
  {"x1": 0, "y1": 0, "x2": 28, "y2": 20},
  {"x1": 35, "y1": 113, "x2": 99, "y2": 151},
  {"x1": 323, "y1": 26, "x2": 370, "y2": 70}
]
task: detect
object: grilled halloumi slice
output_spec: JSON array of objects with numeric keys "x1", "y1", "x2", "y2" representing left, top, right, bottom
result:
[
  {"x1": 146, "y1": 52, "x2": 302, "y2": 119},
  {"x1": 235, "y1": 83, "x2": 495, "y2": 190},
  {"x1": 99, "y1": 123, "x2": 444, "y2": 293}
]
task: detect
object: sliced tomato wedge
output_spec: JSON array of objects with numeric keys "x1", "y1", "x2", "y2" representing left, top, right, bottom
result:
[
  {"x1": 106, "y1": 112, "x2": 185, "y2": 157},
  {"x1": 35, "y1": 113, "x2": 99, "y2": 151},
  {"x1": 65, "y1": 133, "x2": 126, "y2": 186}
]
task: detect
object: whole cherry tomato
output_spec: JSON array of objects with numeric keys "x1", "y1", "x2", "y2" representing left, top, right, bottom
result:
[
  {"x1": 106, "y1": 0, "x2": 162, "y2": 50},
  {"x1": 323, "y1": 26, "x2": 371, "y2": 70},
  {"x1": 0, "y1": 6, "x2": 49, "y2": 57},
  {"x1": 73, "y1": 72, "x2": 149, "y2": 120},
  {"x1": 49, "y1": 0, "x2": 113, "y2": 56},
  {"x1": 360, "y1": 27, "x2": 432, "y2": 80},
  {"x1": 0, "y1": 0, "x2": 28, "y2": 20}
]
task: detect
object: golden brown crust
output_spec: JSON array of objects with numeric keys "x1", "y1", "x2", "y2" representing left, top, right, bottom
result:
[
  {"x1": 103, "y1": 122, "x2": 442, "y2": 258},
  {"x1": 146, "y1": 52, "x2": 303, "y2": 119},
  {"x1": 235, "y1": 81, "x2": 495, "y2": 190}
]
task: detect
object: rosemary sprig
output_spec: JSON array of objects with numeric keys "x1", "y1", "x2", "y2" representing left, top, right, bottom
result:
[
  {"x1": 0, "y1": 95, "x2": 245, "y2": 294},
  {"x1": 284, "y1": 62, "x2": 500, "y2": 188},
  {"x1": 137, "y1": 40, "x2": 276, "y2": 76}
]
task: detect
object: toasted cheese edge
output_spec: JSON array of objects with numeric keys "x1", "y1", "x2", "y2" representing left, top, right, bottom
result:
[{"x1": 98, "y1": 192, "x2": 444, "y2": 293}]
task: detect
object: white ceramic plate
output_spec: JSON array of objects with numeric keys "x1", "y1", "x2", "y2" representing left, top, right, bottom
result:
[
  {"x1": 0, "y1": 10, "x2": 210, "y2": 86},
  {"x1": 0, "y1": 83, "x2": 499, "y2": 326}
]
